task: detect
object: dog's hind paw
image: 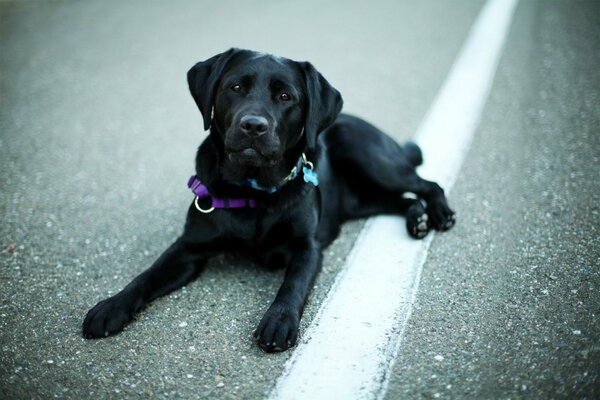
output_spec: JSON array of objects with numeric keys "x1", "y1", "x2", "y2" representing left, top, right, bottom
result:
[
  {"x1": 406, "y1": 201, "x2": 430, "y2": 239},
  {"x1": 409, "y1": 213, "x2": 430, "y2": 239},
  {"x1": 428, "y1": 201, "x2": 456, "y2": 231}
]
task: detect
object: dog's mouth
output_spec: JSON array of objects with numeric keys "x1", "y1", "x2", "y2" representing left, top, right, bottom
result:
[{"x1": 227, "y1": 148, "x2": 278, "y2": 167}]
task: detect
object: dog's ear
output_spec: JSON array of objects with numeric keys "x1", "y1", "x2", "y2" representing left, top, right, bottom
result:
[
  {"x1": 187, "y1": 48, "x2": 239, "y2": 131},
  {"x1": 302, "y1": 62, "x2": 343, "y2": 149}
]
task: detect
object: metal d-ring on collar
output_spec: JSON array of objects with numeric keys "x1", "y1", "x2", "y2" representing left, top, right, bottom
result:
[
  {"x1": 194, "y1": 196, "x2": 215, "y2": 213},
  {"x1": 302, "y1": 153, "x2": 314, "y2": 170}
]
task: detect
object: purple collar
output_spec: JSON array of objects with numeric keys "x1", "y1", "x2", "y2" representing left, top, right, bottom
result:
[
  {"x1": 187, "y1": 153, "x2": 318, "y2": 213},
  {"x1": 187, "y1": 176, "x2": 256, "y2": 213}
]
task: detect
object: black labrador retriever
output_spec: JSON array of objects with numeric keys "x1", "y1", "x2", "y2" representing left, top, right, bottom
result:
[{"x1": 82, "y1": 48, "x2": 455, "y2": 352}]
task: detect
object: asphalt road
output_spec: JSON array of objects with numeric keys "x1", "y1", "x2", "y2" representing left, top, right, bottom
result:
[{"x1": 1, "y1": 0, "x2": 598, "y2": 399}]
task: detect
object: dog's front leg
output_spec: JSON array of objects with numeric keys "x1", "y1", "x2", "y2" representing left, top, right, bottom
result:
[
  {"x1": 83, "y1": 237, "x2": 213, "y2": 338},
  {"x1": 254, "y1": 240, "x2": 322, "y2": 352}
]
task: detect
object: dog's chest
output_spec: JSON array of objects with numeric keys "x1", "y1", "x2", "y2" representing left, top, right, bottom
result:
[{"x1": 214, "y1": 209, "x2": 286, "y2": 242}]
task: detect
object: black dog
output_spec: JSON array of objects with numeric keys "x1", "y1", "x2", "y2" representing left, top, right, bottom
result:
[{"x1": 82, "y1": 48, "x2": 455, "y2": 352}]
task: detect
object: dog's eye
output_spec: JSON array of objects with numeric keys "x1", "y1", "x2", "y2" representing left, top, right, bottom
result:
[
  {"x1": 279, "y1": 92, "x2": 292, "y2": 101},
  {"x1": 231, "y1": 84, "x2": 242, "y2": 92}
]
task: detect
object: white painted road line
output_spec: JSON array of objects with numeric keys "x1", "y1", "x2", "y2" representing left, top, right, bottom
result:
[{"x1": 268, "y1": 0, "x2": 520, "y2": 399}]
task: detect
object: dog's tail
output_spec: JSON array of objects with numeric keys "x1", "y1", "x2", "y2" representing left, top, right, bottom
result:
[{"x1": 404, "y1": 141, "x2": 423, "y2": 167}]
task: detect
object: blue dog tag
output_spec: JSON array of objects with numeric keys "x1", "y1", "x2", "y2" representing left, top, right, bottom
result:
[{"x1": 303, "y1": 166, "x2": 319, "y2": 186}]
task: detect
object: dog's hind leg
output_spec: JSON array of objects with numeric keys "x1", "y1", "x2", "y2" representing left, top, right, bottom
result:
[
  {"x1": 340, "y1": 185, "x2": 432, "y2": 239},
  {"x1": 325, "y1": 116, "x2": 456, "y2": 232}
]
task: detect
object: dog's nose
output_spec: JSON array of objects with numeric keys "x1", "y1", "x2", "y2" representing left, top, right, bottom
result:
[{"x1": 240, "y1": 115, "x2": 269, "y2": 137}]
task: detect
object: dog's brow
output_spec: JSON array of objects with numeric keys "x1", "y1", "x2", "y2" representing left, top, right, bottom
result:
[
  {"x1": 223, "y1": 73, "x2": 255, "y2": 87},
  {"x1": 270, "y1": 76, "x2": 299, "y2": 95}
]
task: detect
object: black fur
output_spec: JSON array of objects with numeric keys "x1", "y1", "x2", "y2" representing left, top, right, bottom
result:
[{"x1": 82, "y1": 49, "x2": 456, "y2": 352}]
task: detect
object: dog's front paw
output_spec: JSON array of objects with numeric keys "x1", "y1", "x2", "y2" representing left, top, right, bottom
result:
[
  {"x1": 82, "y1": 292, "x2": 143, "y2": 339},
  {"x1": 253, "y1": 304, "x2": 299, "y2": 352},
  {"x1": 427, "y1": 200, "x2": 456, "y2": 231}
]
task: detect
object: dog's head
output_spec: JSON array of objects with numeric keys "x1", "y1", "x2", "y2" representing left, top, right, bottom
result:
[{"x1": 187, "y1": 49, "x2": 342, "y2": 185}]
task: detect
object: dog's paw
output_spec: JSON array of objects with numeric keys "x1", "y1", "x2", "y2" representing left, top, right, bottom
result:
[
  {"x1": 427, "y1": 200, "x2": 456, "y2": 231},
  {"x1": 82, "y1": 292, "x2": 143, "y2": 339},
  {"x1": 406, "y1": 202, "x2": 430, "y2": 239},
  {"x1": 253, "y1": 304, "x2": 299, "y2": 352}
]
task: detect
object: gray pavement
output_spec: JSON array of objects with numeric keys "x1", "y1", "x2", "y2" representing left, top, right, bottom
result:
[{"x1": 0, "y1": 0, "x2": 598, "y2": 399}]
